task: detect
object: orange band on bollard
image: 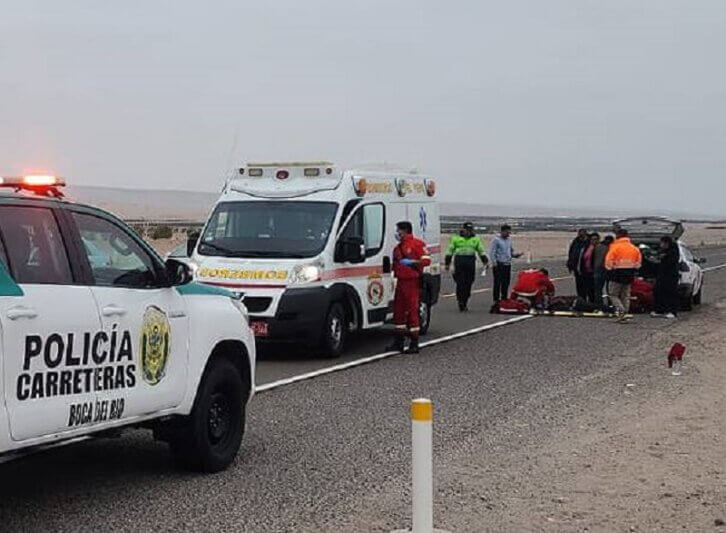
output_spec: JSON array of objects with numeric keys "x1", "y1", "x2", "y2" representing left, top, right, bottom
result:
[{"x1": 411, "y1": 399, "x2": 433, "y2": 422}]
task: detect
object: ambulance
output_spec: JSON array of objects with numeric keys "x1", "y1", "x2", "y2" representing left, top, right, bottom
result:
[
  {"x1": 189, "y1": 162, "x2": 442, "y2": 357},
  {"x1": 0, "y1": 175, "x2": 255, "y2": 472}
]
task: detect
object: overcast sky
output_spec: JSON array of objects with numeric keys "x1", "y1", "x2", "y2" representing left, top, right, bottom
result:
[{"x1": 1, "y1": 1, "x2": 724, "y2": 215}]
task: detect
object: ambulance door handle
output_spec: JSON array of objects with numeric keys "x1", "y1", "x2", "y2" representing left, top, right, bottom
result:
[
  {"x1": 382, "y1": 256, "x2": 392, "y2": 274},
  {"x1": 6, "y1": 306, "x2": 38, "y2": 320},
  {"x1": 102, "y1": 305, "x2": 127, "y2": 317}
]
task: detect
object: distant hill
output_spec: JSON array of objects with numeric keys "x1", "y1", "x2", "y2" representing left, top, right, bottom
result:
[
  {"x1": 64, "y1": 185, "x2": 721, "y2": 222},
  {"x1": 67, "y1": 186, "x2": 218, "y2": 220}
]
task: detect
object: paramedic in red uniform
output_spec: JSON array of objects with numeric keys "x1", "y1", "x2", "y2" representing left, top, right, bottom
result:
[
  {"x1": 387, "y1": 221, "x2": 431, "y2": 354},
  {"x1": 511, "y1": 268, "x2": 555, "y2": 309}
]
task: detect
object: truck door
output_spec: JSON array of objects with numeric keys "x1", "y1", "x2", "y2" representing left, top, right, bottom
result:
[
  {"x1": 335, "y1": 203, "x2": 389, "y2": 327},
  {"x1": 68, "y1": 210, "x2": 189, "y2": 425},
  {"x1": 0, "y1": 205, "x2": 101, "y2": 441}
]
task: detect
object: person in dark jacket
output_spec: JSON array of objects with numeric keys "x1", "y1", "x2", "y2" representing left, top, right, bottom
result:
[
  {"x1": 652, "y1": 236, "x2": 680, "y2": 318},
  {"x1": 592, "y1": 234, "x2": 613, "y2": 307},
  {"x1": 579, "y1": 232, "x2": 599, "y2": 303},
  {"x1": 567, "y1": 229, "x2": 589, "y2": 299}
]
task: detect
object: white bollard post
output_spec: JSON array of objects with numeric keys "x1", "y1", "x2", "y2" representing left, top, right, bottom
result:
[{"x1": 411, "y1": 398, "x2": 433, "y2": 533}]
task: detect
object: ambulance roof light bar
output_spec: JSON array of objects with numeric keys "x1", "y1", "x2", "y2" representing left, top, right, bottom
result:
[
  {"x1": 244, "y1": 161, "x2": 333, "y2": 168},
  {"x1": 0, "y1": 175, "x2": 66, "y2": 198}
]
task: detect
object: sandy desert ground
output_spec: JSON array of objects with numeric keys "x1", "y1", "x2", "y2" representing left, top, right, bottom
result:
[{"x1": 150, "y1": 224, "x2": 726, "y2": 260}]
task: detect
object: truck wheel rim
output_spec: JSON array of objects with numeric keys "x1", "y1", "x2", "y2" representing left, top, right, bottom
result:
[
  {"x1": 330, "y1": 315, "x2": 342, "y2": 347},
  {"x1": 420, "y1": 302, "x2": 429, "y2": 330},
  {"x1": 208, "y1": 392, "x2": 231, "y2": 444}
]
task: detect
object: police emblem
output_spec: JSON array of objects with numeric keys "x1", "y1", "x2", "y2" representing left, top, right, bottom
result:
[{"x1": 140, "y1": 306, "x2": 171, "y2": 386}]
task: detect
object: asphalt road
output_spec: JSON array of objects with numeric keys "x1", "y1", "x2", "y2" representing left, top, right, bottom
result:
[
  {"x1": 256, "y1": 247, "x2": 726, "y2": 385},
  {"x1": 1, "y1": 247, "x2": 725, "y2": 532}
]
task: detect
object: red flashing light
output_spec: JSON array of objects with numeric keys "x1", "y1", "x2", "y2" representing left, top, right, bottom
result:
[
  {"x1": 276, "y1": 170, "x2": 290, "y2": 180},
  {"x1": 23, "y1": 174, "x2": 62, "y2": 186}
]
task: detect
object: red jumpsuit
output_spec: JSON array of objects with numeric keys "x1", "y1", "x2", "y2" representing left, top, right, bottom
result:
[
  {"x1": 393, "y1": 234, "x2": 431, "y2": 339},
  {"x1": 511, "y1": 269, "x2": 555, "y2": 307}
]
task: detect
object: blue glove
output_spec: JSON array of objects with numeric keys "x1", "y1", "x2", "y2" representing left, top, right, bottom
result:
[{"x1": 400, "y1": 258, "x2": 415, "y2": 266}]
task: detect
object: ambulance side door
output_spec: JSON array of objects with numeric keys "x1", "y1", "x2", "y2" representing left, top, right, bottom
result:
[
  {"x1": 0, "y1": 204, "x2": 101, "y2": 442},
  {"x1": 67, "y1": 209, "x2": 189, "y2": 426},
  {"x1": 335, "y1": 202, "x2": 388, "y2": 327}
]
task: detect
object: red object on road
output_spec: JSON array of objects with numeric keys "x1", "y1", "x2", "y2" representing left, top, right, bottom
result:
[{"x1": 668, "y1": 342, "x2": 686, "y2": 368}]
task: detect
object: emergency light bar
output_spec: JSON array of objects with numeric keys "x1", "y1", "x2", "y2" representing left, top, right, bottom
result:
[
  {"x1": 238, "y1": 162, "x2": 335, "y2": 179},
  {"x1": 0, "y1": 175, "x2": 66, "y2": 197}
]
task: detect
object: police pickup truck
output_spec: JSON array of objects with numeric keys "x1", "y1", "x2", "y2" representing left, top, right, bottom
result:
[{"x1": 0, "y1": 175, "x2": 255, "y2": 472}]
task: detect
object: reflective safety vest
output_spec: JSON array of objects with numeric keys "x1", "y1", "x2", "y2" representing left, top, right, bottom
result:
[
  {"x1": 445, "y1": 235, "x2": 486, "y2": 266},
  {"x1": 605, "y1": 237, "x2": 642, "y2": 283}
]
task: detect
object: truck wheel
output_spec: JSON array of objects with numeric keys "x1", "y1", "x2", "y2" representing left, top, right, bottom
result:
[
  {"x1": 169, "y1": 358, "x2": 246, "y2": 473},
  {"x1": 419, "y1": 294, "x2": 432, "y2": 336},
  {"x1": 320, "y1": 302, "x2": 347, "y2": 358},
  {"x1": 693, "y1": 287, "x2": 702, "y2": 305}
]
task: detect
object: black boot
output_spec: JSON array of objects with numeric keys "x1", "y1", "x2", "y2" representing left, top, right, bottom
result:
[
  {"x1": 458, "y1": 301, "x2": 468, "y2": 312},
  {"x1": 385, "y1": 336, "x2": 405, "y2": 353},
  {"x1": 405, "y1": 337, "x2": 420, "y2": 354}
]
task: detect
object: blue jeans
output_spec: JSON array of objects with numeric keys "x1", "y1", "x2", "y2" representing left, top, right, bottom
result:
[{"x1": 594, "y1": 271, "x2": 606, "y2": 307}]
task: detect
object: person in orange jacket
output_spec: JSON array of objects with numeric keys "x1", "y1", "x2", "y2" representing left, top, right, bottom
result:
[
  {"x1": 511, "y1": 268, "x2": 555, "y2": 309},
  {"x1": 605, "y1": 228, "x2": 643, "y2": 321},
  {"x1": 387, "y1": 221, "x2": 431, "y2": 354}
]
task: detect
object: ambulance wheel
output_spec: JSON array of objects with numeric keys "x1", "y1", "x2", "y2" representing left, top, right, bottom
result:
[
  {"x1": 169, "y1": 358, "x2": 246, "y2": 473},
  {"x1": 320, "y1": 302, "x2": 347, "y2": 358},
  {"x1": 419, "y1": 296, "x2": 431, "y2": 336}
]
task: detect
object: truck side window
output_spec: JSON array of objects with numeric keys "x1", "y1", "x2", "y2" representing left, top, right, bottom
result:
[
  {"x1": 362, "y1": 204, "x2": 384, "y2": 257},
  {"x1": 72, "y1": 212, "x2": 159, "y2": 288},
  {"x1": 0, "y1": 206, "x2": 73, "y2": 285}
]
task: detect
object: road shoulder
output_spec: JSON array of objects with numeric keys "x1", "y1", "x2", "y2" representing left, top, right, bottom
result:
[{"x1": 446, "y1": 302, "x2": 726, "y2": 532}]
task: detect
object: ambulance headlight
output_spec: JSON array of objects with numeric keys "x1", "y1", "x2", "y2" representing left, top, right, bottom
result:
[{"x1": 290, "y1": 264, "x2": 322, "y2": 285}]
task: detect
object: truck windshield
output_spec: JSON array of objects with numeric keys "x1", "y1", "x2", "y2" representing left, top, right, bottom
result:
[{"x1": 198, "y1": 201, "x2": 338, "y2": 258}]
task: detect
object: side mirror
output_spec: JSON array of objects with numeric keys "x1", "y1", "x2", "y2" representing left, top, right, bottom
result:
[
  {"x1": 165, "y1": 258, "x2": 194, "y2": 286},
  {"x1": 187, "y1": 231, "x2": 200, "y2": 257},
  {"x1": 336, "y1": 236, "x2": 365, "y2": 263}
]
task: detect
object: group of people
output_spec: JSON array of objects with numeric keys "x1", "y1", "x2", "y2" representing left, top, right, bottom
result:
[
  {"x1": 386, "y1": 220, "x2": 684, "y2": 355},
  {"x1": 443, "y1": 222, "x2": 684, "y2": 322},
  {"x1": 568, "y1": 228, "x2": 681, "y2": 319}
]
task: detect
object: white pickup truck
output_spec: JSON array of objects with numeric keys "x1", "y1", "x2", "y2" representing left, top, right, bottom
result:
[{"x1": 0, "y1": 176, "x2": 255, "y2": 472}]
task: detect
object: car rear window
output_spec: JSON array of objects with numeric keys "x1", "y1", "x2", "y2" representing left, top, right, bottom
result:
[{"x1": 0, "y1": 206, "x2": 73, "y2": 285}]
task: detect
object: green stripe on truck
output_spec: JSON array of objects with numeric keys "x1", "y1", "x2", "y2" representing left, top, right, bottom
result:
[
  {"x1": 176, "y1": 281, "x2": 232, "y2": 297},
  {"x1": 0, "y1": 262, "x2": 23, "y2": 297}
]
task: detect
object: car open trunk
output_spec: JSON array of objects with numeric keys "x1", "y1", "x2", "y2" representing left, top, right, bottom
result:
[{"x1": 612, "y1": 217, "x2": 684, "y2": 244}]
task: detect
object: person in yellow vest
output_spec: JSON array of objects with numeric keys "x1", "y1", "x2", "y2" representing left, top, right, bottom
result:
[{"x1": 445, "y1": 222, "x2": 489, "y2": 311}]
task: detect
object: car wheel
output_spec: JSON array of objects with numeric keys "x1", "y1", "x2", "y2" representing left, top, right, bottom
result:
[
  {"x1": 320, "y1": 302, "x2": 347, "y2": 358},
  {"x1": 419, "y1": 294, "x2": 432, "y2": 336},
  {"x1": 693, "y1": 286, "x2": 702, "y2": 305},
  {"x1": 169, "y1": 357, "x2": 246, "y2": 473},
  {"x1": 681, "y1": 294, "x2": 693, "y2": 312}
]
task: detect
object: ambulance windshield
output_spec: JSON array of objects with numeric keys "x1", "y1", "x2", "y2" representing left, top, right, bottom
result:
[{"x1": 199, "y1": 201, "x2": 338, "y2": 258}]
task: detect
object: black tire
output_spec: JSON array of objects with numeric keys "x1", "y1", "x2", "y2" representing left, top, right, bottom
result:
[
  {"x1": 320, "y1": 302, "x2": 347, "y2": 358},
  {"x1": 169, "y1": 358, "x2": 246, "y2": 473},
  {"x1": 418, "y1": 293, "x2": 432, "y2": 336},
  {"x1": 681, "y1": 294, "x2": 693, "y2": 312},
  {"x1": 693, "y1": 287, "x2": 702, "y2": 305}
]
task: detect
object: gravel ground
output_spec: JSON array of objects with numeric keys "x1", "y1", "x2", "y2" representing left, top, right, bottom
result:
[{"x1": 0, "y1": 259, "x2": 724, "y2": 532}]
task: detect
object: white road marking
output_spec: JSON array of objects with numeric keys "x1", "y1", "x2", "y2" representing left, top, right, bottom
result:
[
  {"x1": 256, "y1": 315, "x2": 533, "y2": 392},
  {"x1": 703, "y1": 263, "x2": 726, "y2": 273},
  {"x1": 259, "y1": 261, "x2": 726, "y2": 392}
]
